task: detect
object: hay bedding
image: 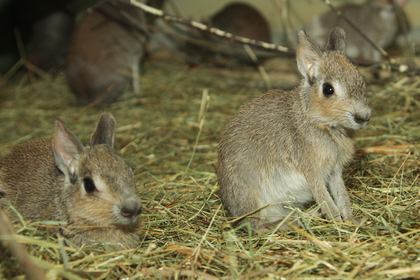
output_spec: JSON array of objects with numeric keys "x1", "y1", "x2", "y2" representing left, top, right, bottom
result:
[{"x1": 0, "y1": 50, "x2": 420, "y2": 279}]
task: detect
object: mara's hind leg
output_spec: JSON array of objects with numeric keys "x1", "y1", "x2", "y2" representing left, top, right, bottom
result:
[{"x1": 131, "y1": 61, "x2": 140, "y2": 94}]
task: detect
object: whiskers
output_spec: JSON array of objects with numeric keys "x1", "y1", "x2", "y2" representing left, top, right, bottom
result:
[{"x1": 75, "y1": 204, "x2": 119, "y2": 226}]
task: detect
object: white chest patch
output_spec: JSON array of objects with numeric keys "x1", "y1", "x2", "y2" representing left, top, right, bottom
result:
[{"x1": 380, "y1": 8, "x2": 394, "y2": 21}]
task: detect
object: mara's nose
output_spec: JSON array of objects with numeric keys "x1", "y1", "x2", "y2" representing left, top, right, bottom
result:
[
  {"x1": 121, "y1": 196, "x2": 142, "y2": 218},
  {"x1": 354, "y1": 105, "x2": 372, "y2": 124},
  {"x1": 354, "y1": 114, "x2": 370, "y2": 124}
]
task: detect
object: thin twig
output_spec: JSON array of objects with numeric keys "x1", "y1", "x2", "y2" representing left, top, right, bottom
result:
[
  {"x1": 191, "y1": 204, "x2": 222, "y2": 270},
  {"x1": 89, "y1": 0, "x2": 150, "y2": 37},
  {"x1": 182, "y1": 89, "x2": 210, "y2": 180},
  {"x1": 243, "y1": 44, "x2": 272, "y2": 90},
  {"x1": 130, "y1": 0, "x2": 292, "y2": 54}
]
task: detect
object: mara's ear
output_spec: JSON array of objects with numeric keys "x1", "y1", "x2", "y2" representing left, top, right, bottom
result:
[
  {"x1": 91, "y1": 113, "x2": 115, "y2": 147},
  {"x1": 52, "y1": 120, "x2": 84, "y2": 183},
  {"x1": 325, "y1": 27, "x2": 346, "y2": 54},
  {"x1": 297, "y1": 30, "x2": 322, "y2": 83}
]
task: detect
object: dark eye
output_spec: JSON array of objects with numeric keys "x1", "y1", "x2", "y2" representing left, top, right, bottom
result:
[
  {"x1": 323, "y1": 83, "x2": 334, "y2": 96},
  {"x1": 83, "y1": 177, "x2": 96, "y2": 193}
]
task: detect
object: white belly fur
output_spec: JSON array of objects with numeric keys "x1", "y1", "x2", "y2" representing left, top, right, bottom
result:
[{"x1": 258, "y1": 170, "x2": 313, "y2": 223}]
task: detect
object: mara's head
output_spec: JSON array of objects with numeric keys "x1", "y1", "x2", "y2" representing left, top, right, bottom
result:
[
  {"x1": 297, "y1": 27, "x2": 371, "y2": 130},
  {"x1": 52, "y1": 113, "x2": 142, "y2": 228}
]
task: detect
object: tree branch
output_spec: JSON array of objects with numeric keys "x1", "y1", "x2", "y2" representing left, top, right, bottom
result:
[
  {"x1": 128, "y1": 0, "x2": 420, "y2": 75},
  {"x1": 130, "y1": 0, "x2": 295, "y2": 55}
]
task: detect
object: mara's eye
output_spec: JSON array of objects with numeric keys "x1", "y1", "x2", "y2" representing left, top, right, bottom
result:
[
  {"x1": 323, "y1": 83, "x2": 334, "y2": 97},
  {"x1": 83, "y1": 177, "x2": 96, "y2": 193}
]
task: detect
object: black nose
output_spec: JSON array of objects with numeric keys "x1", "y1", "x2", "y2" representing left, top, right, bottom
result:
[
  {"x1": 121, "y1": 205, "x2": 142, "y2": 217},
  {"x1": 121, "y1": 195, "x2": 142, "y2": 218},
  {"x1": 354, "y1": 114, "x2": 370, "y2": 124}
]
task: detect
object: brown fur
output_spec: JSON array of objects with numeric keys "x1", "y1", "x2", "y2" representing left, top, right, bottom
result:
[
  {"x1": 185, "y1": 3, "x2": 271, "y2": 66},
  {"x1": 217, "y1": 28, "x2": 371, "y2": 231},
  {"x1": 210, "y1": 3, "x2": 270, "y2": 43},
  {"x1": 305, "y1": 0, "x2": 409, "y2": 61},
  {"x1": 0, "y1": 114, "x2": 142, "y2": 249},
  {"x1": 66, "y1": 0, "x2": 148, "y2": 105}
]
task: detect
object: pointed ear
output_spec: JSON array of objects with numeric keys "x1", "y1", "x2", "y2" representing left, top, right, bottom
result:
[
  {"x1": 297, "y1": 30, "x2": 322, "y2": 83},
  {"x1": 52, "y1": 120, "x2": 84, "y2": 183},
  {"x1": 91, "y1": 113, "x2": 115, "y2": 147},
  {"x1": 325, "y1": 27, "x2": 346, "y2": 54}
]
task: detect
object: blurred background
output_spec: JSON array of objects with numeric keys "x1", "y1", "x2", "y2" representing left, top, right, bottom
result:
[{"x1": 0, "y1": 0, "x2": 418, "y2": 75}]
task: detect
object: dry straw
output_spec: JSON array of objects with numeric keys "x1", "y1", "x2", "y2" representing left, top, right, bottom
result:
[
  {"x1": 1, "y1": 51, "x2": 419, "y2": 278},
  {"x1": 0, "y1": 3, "x2": 420, "y2": 278}
]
